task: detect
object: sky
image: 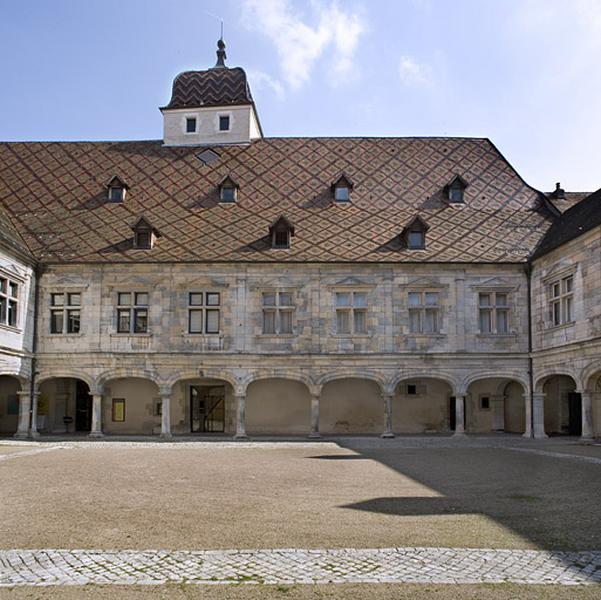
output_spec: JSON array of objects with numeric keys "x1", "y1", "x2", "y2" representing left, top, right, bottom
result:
[{"x1": 0, "y1": 0, "x2": 600, "y2": 191}]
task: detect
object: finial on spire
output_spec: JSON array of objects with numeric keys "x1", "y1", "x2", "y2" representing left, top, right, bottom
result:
[{"x1": 214, "y1": 38, "x2": 227, "y2": 68}]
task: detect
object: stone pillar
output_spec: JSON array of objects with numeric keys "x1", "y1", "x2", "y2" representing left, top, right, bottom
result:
[
  {"x1": 492, "y1": 395, "x2": 505, "y2": 432},
  {"x1": 14, "y1": 390, "x2": 31, "y2": 439},
  {"x1": 453, "y1": 395, "x2": 466, "y2": 436},
  {"x1": 89, "y1": 394, "x2": 104, "y2": 438},
  {"x1": 30, "y1": 391, "x2": 40, "y2": 438},
  {"x1": 522, "y1": 394, "x2": 532, "y2": 438},
  {"x1": 308, "y1": 393, "x2": 321, "y2": 439},
  {"x1": 160, "y1": 393, "x2": 172, "y2": 440},
  {"x1": 579, "y1": 391, "x2": 595, "y2": 441},
  {"x1": 381, "y1": 393, "x2": 395, "y2": 438},
  {"x1": 234, "y1": 393, "x2": 248, "y2": 440},
  {"x1": 532, "y1": 392, "x2": 547, "y2": 439}
]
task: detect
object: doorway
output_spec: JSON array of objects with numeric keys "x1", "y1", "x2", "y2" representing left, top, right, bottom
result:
[
  {"x1": 75, "y1": 380, "x2": 92, "y2": 432},
  {"x1": 190, "y1": 385, "x2": 225, "y2": 433},
  {"x1": 567, "y1": 392, "x2": 582, "y2": 436}
]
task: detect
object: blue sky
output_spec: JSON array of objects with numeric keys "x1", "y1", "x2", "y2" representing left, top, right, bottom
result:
[{"x1": 1, "y1": 0, "x2": 599, "y2": 191}]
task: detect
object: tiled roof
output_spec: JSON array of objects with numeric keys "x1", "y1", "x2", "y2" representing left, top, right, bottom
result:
[
  {"x1": 162, "y1": 67, "x2": 253, "y2": 110},
  {"x1": 533, "y1": 187, "x2": 601, "y2": 259},
  {"x1": 0, "y1": 202, "x2": 34, "y2": 261},
  {"x1": 0, "y1": 137, "x2": 555, "y2": 264},
  {"x1": 545, "y1": 191, "x2": 590, "y2": 213}
]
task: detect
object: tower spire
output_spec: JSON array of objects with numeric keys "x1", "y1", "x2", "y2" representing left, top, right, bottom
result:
[{"x1": 214, "y1": 38, "x2": 227, "y2": 68}]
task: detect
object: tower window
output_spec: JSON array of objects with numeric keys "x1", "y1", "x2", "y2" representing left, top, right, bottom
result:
[
  {"x1": 408, "y1": 231, "x2": 425, "y2": 249},
  {"x1": 186, "y1": 117, "x2": 197, "y2": 133},
  {"x1": 219, "y1": 115, "x2": 230, "y2": 131}
]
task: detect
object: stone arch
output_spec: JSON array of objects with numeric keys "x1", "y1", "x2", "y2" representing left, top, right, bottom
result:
[
  {"x1": 96, "y1": 369, "x2": 160, "y2": 393},
  {"x1": 461, "y1": 371, "x2": 529, "y2": 397},
  {"x1": 464, "y1": 375, "x2": 527, "y2": 434},
  {"x1": 37, "y1": 371, "x2": 97, "y2": 393},
  {"x1": 580, "y1": 362, "x2": 601, "y2": 392},
  {"x1": 246, "y1": 376, "x2": 312, "y2": 435},
  {"x1": 534, "y1": 368, "x2": 580, "y2": 393},
  {"x1": 389, "y1": 374, "x2": 456, "y2": 434},
  {"x1": 0, "y1": 374, "x2": 26, "y2": 435},
  {"x1": 388, "y1": 371, "x2": 458, "y2": 396},
  {"x1": 163, "y1": 369, "x2": 239, "y2": 395},
  {"x1": 539, "y1": 373, "x2": 579, "y2": 436},
  {"x1": 244, "y1": 370, "x2": 316, "y2": 394},
  {"x1": 319, "y1": 373, "x2": 385, "y2": 435}
]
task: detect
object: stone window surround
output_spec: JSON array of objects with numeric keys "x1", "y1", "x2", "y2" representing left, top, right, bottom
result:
[
  {"x1": 470, "y1": 283, "x2": 518, "y2": 338},
  {"x1": 478, "y1": 291, "x2": 510, "y2": 335},
  {"x1": 215, "y1": 111, "x2": 234, "y2": 133},
  {"x1": 401, "y1": 281, "x2": 448, "y2": 337},
  {"x1": 543, "y1": 266, "x2": 576, "y2": 329},
  {"x1": 182, "y1": 113, "x2": 199, "y2": 134},
  {"x1": 0, "y1": 267, "x2": 24, "y2": 332},
  {"x1": 331, "y1": 287, "x2": 372, "y2": 337},
  {"x1": 115, "y1": 290, "x2": 150, "y2": 335},
  {"x1": 187, "y1": 291, "x2": 221, "y2": 335},
  {"x1": 47, "y1": 286, "x2": 86, "y2": 336},
  {"x1": 261, "y1": 289, "x2": 296, "y2": 336}
]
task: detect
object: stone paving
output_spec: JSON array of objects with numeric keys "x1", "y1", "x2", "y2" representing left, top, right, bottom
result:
[{"x1": 1, "y1": 547, "x2": 601, "y2": 587}]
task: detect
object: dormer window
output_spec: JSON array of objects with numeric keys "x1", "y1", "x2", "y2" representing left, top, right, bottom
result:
[
  {"x1": 219, "y1": 175, "x2": 239, "y2": 203},
  {"x1": 106, "y1": 176, "x2": 128, "y2": 203},
  {"x1": 219, "y1": 115, "x2": 230, "y2": 131},
  {"x1": 131, "y1": 216, "x2": 161, "y2": 250},
  {"x1": 186, "y1": 117, "x2": 197, "y2": 133},
  {"x1": 445, "y1": 175, "x2": 468, "y2": 204},
  {"x1": 269, "y1": 216, "x2": 295, "y2": 249},
  {"x1": 331, "y1": 174, "x2": 353, "y2": 203},
  {"x1": 402, "y1": 216, "x2": 429, "y2": 250}
]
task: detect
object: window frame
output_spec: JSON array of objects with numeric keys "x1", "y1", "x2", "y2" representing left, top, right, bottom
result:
[
  {"x1": 219, "y1": 115, "x2": 230, "y2": 131},
  {"x1": 478, "y1": 291, "x2": 510, "y2": 335},
  {"x1": 0, "y1": 274, "x2": 21, "y2": 330},
  {"x1": 116, "y1": 291, "x2": 149, "y2": 334},
  {"x1": 184, "y1": 115, "x2": 198, "y2": 134},
  {"x1": 407, "y1": 290, "x2": 441, "y2": 334},
  {"x1": 49, "y1": 291, "x2": 81, "y2": 335},
  {"x1": 187, "y1": 291, "x2": 221, "y2": 335},
  {"x1": 334, "y1": 290, "x2": 368, "y2": 335},
  {"x1": 547, "y1": 274, "x2": 574, "y2": 327},
  {"x1": 261, "y1": 290, "x2": 295, "y2": 335},
  {"x1": 407, "y1": 230, "x2": 425, "y2": 250},
  {"x1": 112, "y1": 398, "x2": 126, "y2": 422},
  {"x1": 334, "y1": 185, "x2": 350, "y2": 202}
]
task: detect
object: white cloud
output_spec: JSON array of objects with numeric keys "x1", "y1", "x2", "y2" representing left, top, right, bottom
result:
[
  {"x1": 245, "y1": 68, "x2": 286, "y2": 99},
  {"x1": 398, "y1": 55, "x2": 431, "y2": 86},
  {"x1": 241, "y1": 0, "x2": 366, "y2": 90}
]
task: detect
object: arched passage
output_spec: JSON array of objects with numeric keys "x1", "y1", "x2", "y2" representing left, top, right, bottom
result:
[
  {"x1": 465, "y1": 377, "x2": 526, "y2": 434},
  {"x1": 320, "y1": 377, "x2": 383, "y2": 435},
  {"x1": 246, "y1": 378, "x2": 311, "y2": 435},
  {"x1": 170, "y1": 377, "x2": 235, "y2": 435},
  {"x1": 541, "y1": 375, "x2": 579, "y2": 436},
  {"x1": 0, "y1": 375, "x2": 23, "y2": 435},
  {"x1": 584, "y1": 368, "x2": 601, "y2": 438},
  {"x1": 102, "y1": 377, "x2": 160, "y2": 435},
  {"x1": 38, "y1": 377, "x2": 92, "y2": 434},
  {"x1": 392, "y1": 377, "x2": 454, "y2": 433}
]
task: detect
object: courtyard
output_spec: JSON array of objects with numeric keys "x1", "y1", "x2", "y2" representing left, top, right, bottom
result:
[{"x1": 1, "y1": 436, "x2": 600, "y2": 598}]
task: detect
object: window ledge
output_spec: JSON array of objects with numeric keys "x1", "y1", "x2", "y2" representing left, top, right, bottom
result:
[
  {"x1": 331, "y1": 334, "x2": 371, "y2": 339},
  {"x1": 405, "y1": 333, "x2": 446, "y2": 338},
  {"x1": 257, "y1": 334, "x2": 296, "y2": 339},
  {"x1": 110, "y1": 333, "x2": 153, "y2": 338},
  {"x1": 0, "y1": 323, "x2": 22, "y2": 334},
  {"x1": 183, "y1": 333, "x2": 222, "y2": 337},
  {"x1": 476, "y1": 333, "x2": 518, "y2": 338},
  {"x1": 49, "y1": 332, "x2": 84, "y2": 338},
  {"x1": 545, "y1": 321, "x2": 576, "y2": 332}
]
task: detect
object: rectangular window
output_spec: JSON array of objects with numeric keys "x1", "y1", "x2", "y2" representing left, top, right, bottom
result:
[
  {"x1": 478, "y1": 292, "x2": 509, "y2": 334},
  {"x1": 219, "y1": 115, "x2": 230, "y2": 131},
  {"x1": 335, "y1": 291, "x2": 368, "y2": 335},
  {"x1": 186, "y1": 117, "x2": 197, "y2": 133},
  {"x1": 408, "y1": 231, "x2": 425, "y2": 249},
  {"x1": 112, "y1": 398, "x2": 126, "y2": 422},
  {"x1": 0, "y1": 276, "x2": 19, "y2": 328},
  {"x1": 480, "y1": 396, "x2": 491, "y2": 410},
  {"x1": 188, "y1": 292, "x2": 221, "y2": 334},
  {"x1": 334, "y1": 186, "x2": 350, "y2": 202},
  {"x1": 49, "y1": 292, "x2": 80, "y2": 334},
  {"x1": 548, "y1": 275, "x2": 574, "y2": 327},
  {"x1": 408, "y1": 291, "x2": 440, "y2": 333},
  {"x1": 262, "y1": 291, "x2": 294, "y2": 335},
  {"x1": 117, "y1": 292, "x2": 148, "y2": 334}
]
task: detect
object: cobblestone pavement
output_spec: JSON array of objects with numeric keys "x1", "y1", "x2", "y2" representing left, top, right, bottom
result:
[{"x1": 1, "y1": 548, "x2": 601, "y2": 587}]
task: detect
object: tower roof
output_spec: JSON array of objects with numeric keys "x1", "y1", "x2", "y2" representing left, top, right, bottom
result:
[{"x1": 161, "y1": 40, "x2": 253, "y2": 110}]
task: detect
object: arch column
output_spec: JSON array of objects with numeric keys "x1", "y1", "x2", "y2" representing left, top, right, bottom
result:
[
  {"x1": 532, "y1": 392, "x2": 547, "y2": 439},
  {"x1": 14, "y1": 390, "x2": 31, "y2": 439},
  {"x1": 492, "y1": 394, "x2": 505, "y2": 431},
  {"x1": 381, "y1": 392, "x2": 394, "y2": 438},
  {"x1": 579, "y1": 391, "x2": 597, "y2": 441},
  {"x1": 29, "y1": 390, "x2": 40, "y2": 438},
  {"x1": 234, "y1": 392, "x2": 248, "y2": 440},
  {"x1": 159, "y1": 391, "x2": 172, "y2": 440},
  {"x1": 522, "y1": 394, "x2": 532, "y2": 438},
  {"x1": 89, "y1": 393, "x2": 104, "y2": 438},
  {"x1": 308, "y1": 391, "x2": 321, "y2": 439},
  {"x1": 453, "y1": 395, "x2": 466, "y2": 436}
]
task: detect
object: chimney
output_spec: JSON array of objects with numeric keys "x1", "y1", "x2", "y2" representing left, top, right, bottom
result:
[{"x1": 553, "y1": 182, "x2": 565, "y2": 200}]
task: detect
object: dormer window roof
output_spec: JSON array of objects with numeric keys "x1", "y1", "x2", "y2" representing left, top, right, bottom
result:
[
  {"x1": 219, "y1": 175, "x2": 239, "y2": 203},
  {"x1": 445, "y1": 175, "x2": 468, "y2": 204},
  {"x1": 131, "y1": 216, "x2": 161, "y2": 250},
  {"x1": 402, "y1": 215, "x2": 429, "y2": 250},
  {"x1": 106, "y1": 176, "x2": 129, "y2": 203},
  {"x1": 269, "y1": 216, "x2": 295, "y2": 249},
  {"x1": 331, "y1": 173, "x2": 354, "y2": 203}
]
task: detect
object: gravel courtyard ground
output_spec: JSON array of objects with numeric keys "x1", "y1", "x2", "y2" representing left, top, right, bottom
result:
[{"x1": 1, "y1": 436, "x2": 600, "y2": 597}]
